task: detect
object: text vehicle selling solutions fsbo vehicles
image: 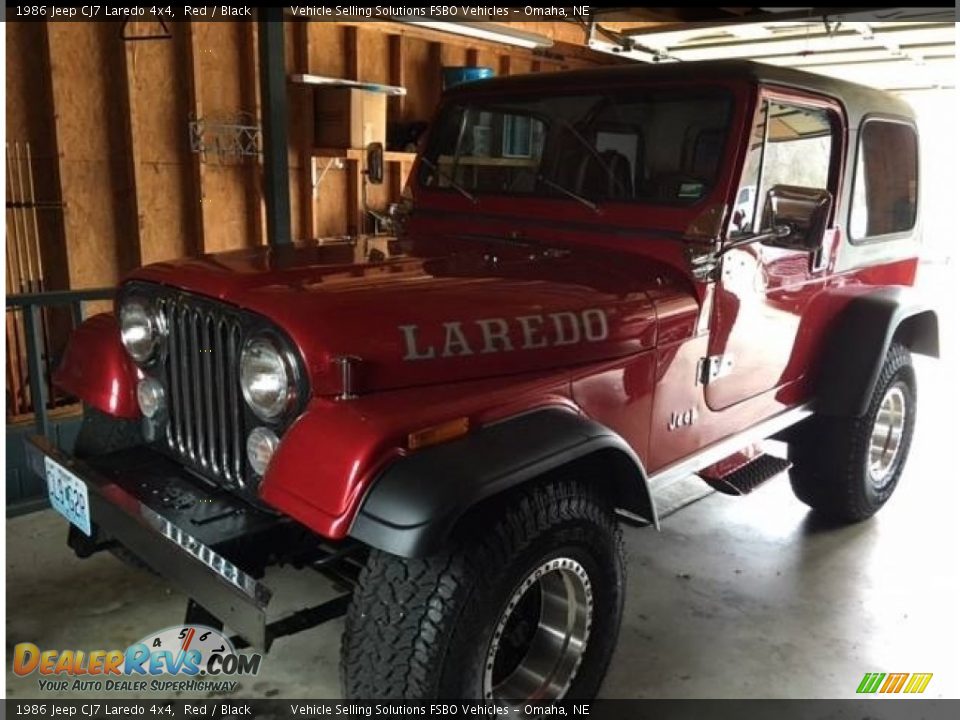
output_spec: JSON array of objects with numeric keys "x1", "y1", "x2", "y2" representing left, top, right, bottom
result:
[{"x1": 27, "y1": 61, "x2": 938, "y2": 700}]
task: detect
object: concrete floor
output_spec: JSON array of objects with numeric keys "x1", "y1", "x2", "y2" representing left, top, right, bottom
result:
[{"x1": 6, "y1": 353, "x2": 958, "y2": 699}]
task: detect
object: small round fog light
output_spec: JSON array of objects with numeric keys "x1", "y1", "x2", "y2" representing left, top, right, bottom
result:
[
  {"x1": 137, "y1": 377, "x2": 165, "y2": 419},
  {"x1": 247, "y1": 427, "x2": 279, "y2": 476}
]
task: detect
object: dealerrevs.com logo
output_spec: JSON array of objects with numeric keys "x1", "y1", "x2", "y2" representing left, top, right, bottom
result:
[
  {"x1": 856, "y1": 672, "x2": 933, "y2": 694},
  {"x1": 13, "y1": 625, "x2": 262, "y2": 693}
]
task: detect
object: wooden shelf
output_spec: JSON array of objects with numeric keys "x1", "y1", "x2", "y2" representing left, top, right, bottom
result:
[
  {"x1": 290, "y1": 74, "x2": 406, "y2": 96},
  {"x1": 312, "y1": 147, "x2": 417, "y2": 163},
  {"x1": 438, "y1": 155, "x2": 536, "y2": 168}
]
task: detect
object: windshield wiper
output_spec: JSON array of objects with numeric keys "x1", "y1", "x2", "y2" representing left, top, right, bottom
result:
[
  {"x1": 419, "y1": 156, "x2": 478, "y2": 204},
  {"x1": 538, "y1": 175, "x2": 599, "y2": 213},
  {"x1": 557, "y1": 119, "x2": 630, "y2": 198}
]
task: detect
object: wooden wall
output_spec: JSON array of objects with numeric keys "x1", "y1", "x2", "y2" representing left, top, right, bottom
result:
[{"x1": 5, "y1": 19, "x2": 618, "y2": 292}]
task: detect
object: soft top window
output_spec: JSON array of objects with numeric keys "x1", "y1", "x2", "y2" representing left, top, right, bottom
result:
[{"x1": 850, "y1": 119, "x2": 918, "y2": 241}]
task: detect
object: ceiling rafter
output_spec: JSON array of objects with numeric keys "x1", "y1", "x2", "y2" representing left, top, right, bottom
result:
[{"x1": 587, "y1": 12, "x2": 955, "y2": 93}]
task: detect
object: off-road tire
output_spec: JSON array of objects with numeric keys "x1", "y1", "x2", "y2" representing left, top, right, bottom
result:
[
  {"x1": 72, "y1": 406, "x2": 151, "y2": 571},
  {"x1": 789, "y1": 342, "x2": 916, "y2": 521},
  {"x1": 340, "y1": 478, "x2": 625, "y2": 700}
]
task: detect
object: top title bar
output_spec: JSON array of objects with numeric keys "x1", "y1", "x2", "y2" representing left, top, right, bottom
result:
[
  {"x1": 3, "y1": 2, "x2": 956, "y2": 22},
  {"x1": 5, "y1": 4, "x2": 583, "y2": 22}
]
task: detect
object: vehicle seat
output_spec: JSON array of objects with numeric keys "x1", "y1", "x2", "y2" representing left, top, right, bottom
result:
[
  {"x1": 686, "y1": 127, "x2": 725, "y2": 179},
  {"x1": 643, "y1": 127, "x2": 725, "y2": 202},
  {"x1": 576, "y1": 149, "x2": 634, "y2": 200}
]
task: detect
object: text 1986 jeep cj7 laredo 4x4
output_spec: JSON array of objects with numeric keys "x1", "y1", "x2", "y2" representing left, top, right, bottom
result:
[{"x1": 28, "y1": 61, "x2": 938, "y2": 700}]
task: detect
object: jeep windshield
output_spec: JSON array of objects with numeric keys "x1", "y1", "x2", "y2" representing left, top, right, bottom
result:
[{"x1": 418, "y1": 89, "x2": 733, "y2": 207}]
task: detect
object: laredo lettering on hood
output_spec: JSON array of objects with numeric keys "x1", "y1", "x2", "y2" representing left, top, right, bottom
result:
[{"x1": 400, "y1": 309, "x2": 610, "y2": 360}]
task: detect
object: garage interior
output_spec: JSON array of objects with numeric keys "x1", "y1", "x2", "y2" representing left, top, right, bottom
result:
[{"x1": 5, "y1": 8, "x2": 958, "y2": 698}]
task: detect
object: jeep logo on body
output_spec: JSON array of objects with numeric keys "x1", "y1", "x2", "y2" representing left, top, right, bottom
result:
[{"x1": 399, "y1": 309, "x2": 609, "y2": 361}]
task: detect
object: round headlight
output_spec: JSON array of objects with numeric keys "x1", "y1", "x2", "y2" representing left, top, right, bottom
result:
[
  {"x1": 247, "y1": 426, "x2": 279, "y2": 476},
  {"x1": 137, "y1": 377, "x2": 165, "y2": 418},
  {"x1": 120, "y1": 298, "x2": 162, "y2": 364},
  {"x1": 240, "y1": 336, "x2": 292, "y2": 421}
]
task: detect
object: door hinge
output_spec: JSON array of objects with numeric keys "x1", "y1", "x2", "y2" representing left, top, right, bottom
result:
[
  {"x1": 697, "y1": 354, "x2": 735, "y2": 385},
  {"x1": 686, "y1": 245, "x2": 720, "y2": 281}
]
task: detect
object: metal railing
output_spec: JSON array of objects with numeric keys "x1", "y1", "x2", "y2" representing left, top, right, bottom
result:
[{"x1": 5, "y1": 287, "x2": 115, "y2": 436}]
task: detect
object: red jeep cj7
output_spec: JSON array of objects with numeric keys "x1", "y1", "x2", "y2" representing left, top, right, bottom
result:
[{"x1": 28, "y1": 61, "x2": 938, "y2": 699}]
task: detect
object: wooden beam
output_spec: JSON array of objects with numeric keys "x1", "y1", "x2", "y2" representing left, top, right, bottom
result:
[
  {"x1": 296, "y1": 21, "x2": 315, "y2": 240},
  {"x1": 346, "y1": 158, "x2": 363, "y2": 236},
  {"x1": 389, "y1": 34, "x2": 407, "y2": 121},
  {"x1": 245, "y1": 21, "x2": 266, "y2": 246},
  {"x1": 120, "y1": 40, "x2": 145, "y2": 263},
  {"x1": 387, "y1": 34, "x2": 408, "y2": 207},
  {"x1": 183, "y1": 21, "x2": 207, "y2": 253},
  {"x1": 345, "y1": 26, "x2": 359, "y2": 80}
]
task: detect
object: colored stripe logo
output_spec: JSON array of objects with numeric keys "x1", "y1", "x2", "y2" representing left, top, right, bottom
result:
[{"x1": 857, "y1": 672, "x2": 933, "y2": 694}]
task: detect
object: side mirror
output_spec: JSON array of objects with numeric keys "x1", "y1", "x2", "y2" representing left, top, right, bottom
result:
[
  {"x1": 760, "y1": 185, "x2": 832, "y2": 250},
  {"x1": 365, "y1": 142, "x2": 384, "y2": 185}
]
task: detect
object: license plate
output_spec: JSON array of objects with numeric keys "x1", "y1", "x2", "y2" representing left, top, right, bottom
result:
[{"x1": 45, "y1": 457, "x2": 92, "y2": 537}]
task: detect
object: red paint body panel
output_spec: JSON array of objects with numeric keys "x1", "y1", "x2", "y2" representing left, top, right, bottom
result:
[
  {"x1": 55, "y1": 66, "x2": 927, "y2": 543},
  {"x1": 53, "y1": 313, "x2": 142, "y2": 418},
  {"x1": 259, "y1": 372, "x2": 576, "y2": 538},
  {"x1": 129, "y1": 243, "x2": 662, "y2": 396}
]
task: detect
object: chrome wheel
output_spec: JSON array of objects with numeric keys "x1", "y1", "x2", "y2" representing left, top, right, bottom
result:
[
  {"x1": 868, "y1": 383, "x2": 907, "y2": 487},
  {"x1": 483, "y1": 557, "x2": 593, "y2": 700}
]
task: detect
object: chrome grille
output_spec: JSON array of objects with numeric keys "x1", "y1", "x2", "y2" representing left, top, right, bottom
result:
[{"x1": 157, "y1": 295, "x2": 245, "y2": 487}]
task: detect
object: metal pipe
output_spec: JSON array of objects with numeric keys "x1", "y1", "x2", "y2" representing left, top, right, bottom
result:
[
  {"x1": 257, "y1": 9, "x2": 292, "y2": 246},
  {"x1": 23, "y1": 304, "x2": 50, "y2": 436}
]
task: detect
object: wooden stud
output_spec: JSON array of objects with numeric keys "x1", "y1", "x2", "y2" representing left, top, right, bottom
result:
[
  {"x1": 120, "y1": 40, "x2": 145, "y2": 263},
  {"x1": 387, "y1": 33, "x2": 407, "y2": 205},
  {"x1": 345, "y1": 26, "x2": 359, "y2": 81},
  {"x1": 183, "y1": 21, "x2": 207, "y2": 254},
  {"x1": 346, "y1": 158, "x2": 363, "y2": 236},
  {"x1": 389, "y1": 34, "x2": 406, "y2": 122},
  {"x1": 244, "y1": 21, "x2": 265, "y2": 246},
  {"x1": 296, "y1": 21, "x2": 315, "y2": 241}
]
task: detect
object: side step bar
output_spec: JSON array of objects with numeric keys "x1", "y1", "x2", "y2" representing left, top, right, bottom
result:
[
  {"x1": 185, "y1": 593, "x2": 352, "y2": 652},
  {"x1": 699, "y1": 453, "x2": 792, "y2": 496}
]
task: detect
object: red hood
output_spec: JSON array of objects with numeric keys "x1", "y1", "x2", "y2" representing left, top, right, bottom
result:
[{"x1": 127, "y1": 237, "x2": 694, "y2": 396}]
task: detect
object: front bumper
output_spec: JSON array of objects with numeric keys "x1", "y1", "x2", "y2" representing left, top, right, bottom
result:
[{"x1": 25, "y1": 436, "x2": 283, "y2": 649}]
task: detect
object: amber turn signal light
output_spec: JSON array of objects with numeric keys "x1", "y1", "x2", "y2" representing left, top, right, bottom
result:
[{"x1": 407, "y1": 417, "x2": 470, "y2": 450}]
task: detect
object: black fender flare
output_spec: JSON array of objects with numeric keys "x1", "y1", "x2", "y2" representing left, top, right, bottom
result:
[
  {"x1": 816, "y1": 286, "x2": 938, "y2": 417},
  {"x1": 349, "y1": 408, "x2": 657, "y2": 558}
]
